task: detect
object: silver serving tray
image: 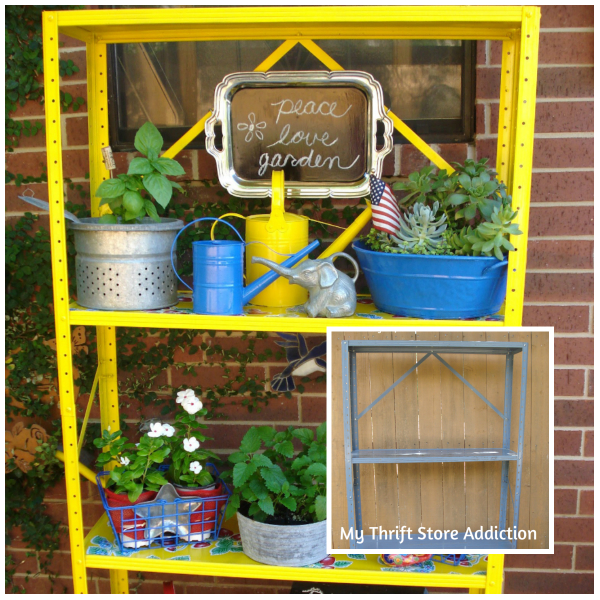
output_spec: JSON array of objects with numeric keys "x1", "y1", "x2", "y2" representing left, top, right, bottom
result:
[{"x1": 205, "y1": 70, "x2": 393, "y2": 199}]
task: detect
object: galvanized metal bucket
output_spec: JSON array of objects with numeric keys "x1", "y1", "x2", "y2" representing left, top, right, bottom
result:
[
  {"x1": 69, "y1": 218, "x2": 184, "y2": 311},
  {"x1": 236, "y1": 512, "x2": 328, "y2": 567}
]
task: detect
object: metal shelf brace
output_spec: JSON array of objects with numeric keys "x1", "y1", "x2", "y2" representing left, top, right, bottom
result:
[{"x1": 341, "y1": 340, "x2": 529, "y2": 550}]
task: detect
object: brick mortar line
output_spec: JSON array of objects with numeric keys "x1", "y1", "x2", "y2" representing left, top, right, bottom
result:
[
  {"x1": 478, "y1": 63, "x2": 595, "y2": 69},
  {"x1": 59, "y1": 47, "x2": 86, "y2": 54},
  {"x1": 529, "y1": 235, "x2": 594, "y2": 240},
  {"x1": 552, "y1": 332, "x2": 593, "y2": 338},
  {"x1": 172, "y1": 361, "x2": 322, "y2": 368},
  {"x1": 10, "y1": 112, "x2": 88, "y2": 121},
  {"x1": 554, "y1": 396, "x2": 593, "y2": 400},
  {"x1": 554, "y1": 424, "x2": 593, "y2": 430},
  {"x1": 547, "y1": 542, "x2": 592, "y2": 546},
  {"x1": 523, "y1": 302, "x2": 593, "y2": 307},
  {"x1": 8, "y1": 145, "x2": 89, "y2": 154},
  {"x1": 5, "y1": 177, "x2": 89, "y2": 185},
  {"x1": 504, "y1": 568, "x2": 594, "y2": 574},
  {"x1": 532, "y1": 168, "x2": 593, "y2": 172},
  {"x1": 554, "y1": 486, "x2": 594, "y2": 490},
  {"x1": 527, "y1": 269, "x2": 594, "y2": 274},
  {"x1": 476, "y1": 132, "x2": 594, "y2": 139},
  {"x1": 553, "y1": 456, "x2": 594, "y2": 461},
  {"x1": 539, "y1": 28, "x2": 594, "y2": 32},
  {"x1": 113, "y1": 420, "x2": 324, "y2": 427},
  {"x1": 60, "y1": 80, "x2": 86, "y2": 87},
  {"x1": 476, "y1": 98, "x2": 593, "y2": 104},
  {"x1": 530, "y1": 202, "x2": 593, "y2": 207}
]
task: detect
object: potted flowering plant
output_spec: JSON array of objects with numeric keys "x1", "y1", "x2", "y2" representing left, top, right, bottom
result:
[
  {"x1": 164, "y1": 389, "x2": 229, "y2": 541},
  {"x1": 94, "y1": 428, "x2": 171, "y2": 502},
  {"x1": 354, "y1": 159, "x2": 522, "y2": 319},
  {"x1": 167, "y1": 388, "x2": 220, "y2": 494},
  {"x1": 93, "y1": 428, "x2": 171, "y2": 542}
]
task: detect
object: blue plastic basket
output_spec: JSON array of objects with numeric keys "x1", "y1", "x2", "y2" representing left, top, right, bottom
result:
[
  {"x1": 353, "y1": 240, "x2": 508, "y2": 320},
  {"x1": 97, "y1": 463, "x2": 231, "y2": 552}
]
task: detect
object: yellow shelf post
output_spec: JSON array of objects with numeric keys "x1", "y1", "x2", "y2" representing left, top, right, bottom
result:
[
  {"x1": 86, "y1": 31, "x2": 130, "y2": 594},
  {"x1": 42, "y1": 11, "x2": 88, "y2": 594},
  {"x1": 503, "y1": 6, "x2": 541, "y2": 326}
]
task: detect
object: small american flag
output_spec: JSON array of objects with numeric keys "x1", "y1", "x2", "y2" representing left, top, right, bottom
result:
[{"x1": 369, "y1": 174, "x2": 401, "y2": 235}]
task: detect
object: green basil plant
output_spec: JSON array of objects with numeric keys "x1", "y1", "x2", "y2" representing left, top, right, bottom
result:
[{"x1": 95, "y1": 122, "x2": 185, "y2": 224}]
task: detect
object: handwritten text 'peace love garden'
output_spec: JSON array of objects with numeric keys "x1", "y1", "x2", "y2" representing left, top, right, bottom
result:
[{"x1": 257, "y1": 98, "x2": 360, "y2": 177}]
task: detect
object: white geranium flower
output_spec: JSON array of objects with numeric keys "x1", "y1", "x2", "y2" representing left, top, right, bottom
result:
[
  {"x1": 189, "y1": 461, "x2": 202, "y2": 474},
  {"x1": 161, "y1": 423, "x2": 175, "y2": 437},
  {"x1": 176, "y1": 389, "x2": 196, "y2": 404},
  {"x1": 148, "y1": 422, "x2": 163, "y2": 438},
  {"x1": 119, "y1": 456, "x2": 130, "y2": 466},
  {"x1": 183, "y1": 437, "x2": 200, "y2": 452},
  {"x1": 182, "y1": 396, "x2": 203, "y2": 415}
]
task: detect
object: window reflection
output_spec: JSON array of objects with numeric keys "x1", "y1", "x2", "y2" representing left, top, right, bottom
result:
[{"x1": 111, "y1": 39, "x2": 470, "y2": 146}]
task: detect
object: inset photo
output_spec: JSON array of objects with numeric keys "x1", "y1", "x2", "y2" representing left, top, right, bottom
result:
[{"x1": 327, "y1": 328, "x2": 553, "y2": 554}]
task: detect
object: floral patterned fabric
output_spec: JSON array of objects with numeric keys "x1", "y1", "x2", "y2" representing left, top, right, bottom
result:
[{"x1": 85, "y1": 515, "x2": 489, "y2": 579}]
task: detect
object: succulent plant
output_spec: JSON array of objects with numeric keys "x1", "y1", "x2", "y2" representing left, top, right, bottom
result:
[
  {"x1": 450, "y1": 205, "x2": 522, "y2": 260},
  {"x1": 367, "y1": 158, "x2": 521, "y2": 261},
  {"x1": 444, "y1": 158, "x2": 511, "y2": 222},
  {"x1": 390, "y1": 202, "x2": 448, "y2": 251},
  {"x1": 392, "y1": 165, "x2": 454, "y2": 208}
]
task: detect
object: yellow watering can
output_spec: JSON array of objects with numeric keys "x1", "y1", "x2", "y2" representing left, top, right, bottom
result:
[{"x1": 245, "y1": 171, "x2": 310, "y2": 307}]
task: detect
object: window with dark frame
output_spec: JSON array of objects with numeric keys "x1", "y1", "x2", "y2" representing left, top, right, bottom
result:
[{"x1": 107, "y1": 39, "x2": 476, "y2": 152}]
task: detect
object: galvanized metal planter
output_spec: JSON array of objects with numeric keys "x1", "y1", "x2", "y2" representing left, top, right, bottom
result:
[
  {"x1": 237, "y1": 512, "x2": 328, "y2": 567},
  {"x1": 69, "y1": 218, "x2": 184, "y2": 311}
]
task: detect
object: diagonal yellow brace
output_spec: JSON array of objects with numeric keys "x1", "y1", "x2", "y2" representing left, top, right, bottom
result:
[
  {"x1": 163, "y1": 39, "x2": 299, "y2": 159},
  {"x1": 77, "y1": 368, "x2": 100, "y2": 455},
  {"x1": 300, "y1": 40, "x2": 454, "y2": 173}
]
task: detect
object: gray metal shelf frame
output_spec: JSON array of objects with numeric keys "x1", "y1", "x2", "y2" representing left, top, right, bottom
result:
[{"x1": 341, "y1": 340, "x2": 529, "y2": 551}]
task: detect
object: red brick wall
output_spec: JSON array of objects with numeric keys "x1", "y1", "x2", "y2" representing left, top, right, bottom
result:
[{"x1": 5, "y1": 6, "x2": 593, "y2": 594}]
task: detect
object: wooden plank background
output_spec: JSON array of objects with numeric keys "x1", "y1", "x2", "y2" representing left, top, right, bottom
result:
[{"x1": 331, "y1": 331, "x2": 550, "y2": 550}]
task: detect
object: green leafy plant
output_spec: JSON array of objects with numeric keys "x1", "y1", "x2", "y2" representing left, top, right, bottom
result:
[
  {"x1": 167, "y1": 389, "x2": 219, "y2": 488},
  {"x1": 223, "y1": 424, "x2": 326, "y2": 524},
  {"x1": 93, "y1": 429, "x2": 170, "y2": 502},
  {"x1": 95, "y1": 122, "x2": 186, "y2": 223},
  {"x1": 365, "y1": 158, "x2": 522, "y2": 260}
]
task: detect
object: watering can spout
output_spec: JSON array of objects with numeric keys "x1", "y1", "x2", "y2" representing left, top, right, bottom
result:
[{"x1": 242, "y1": 239, "x2": 320, "y2": 304}]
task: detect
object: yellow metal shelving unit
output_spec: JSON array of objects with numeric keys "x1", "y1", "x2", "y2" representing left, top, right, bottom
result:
[{"x1": 42, "y1": 6, "x2": 540, "y2": 594}]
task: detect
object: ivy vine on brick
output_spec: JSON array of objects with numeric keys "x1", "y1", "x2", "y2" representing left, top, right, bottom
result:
[{"x1": 5, "y1": 5, "x2": 85, "y2": 153}]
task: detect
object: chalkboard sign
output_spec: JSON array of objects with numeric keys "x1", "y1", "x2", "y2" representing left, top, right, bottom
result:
[
  {"x1": 231, "y1": 86, "x2": 367, "y2": 183},
  {"x1": 206, "y1": 71, "x2": 393, "y2": 199}
]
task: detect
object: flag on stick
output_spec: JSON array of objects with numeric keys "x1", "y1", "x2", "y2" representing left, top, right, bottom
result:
[{"x1": 369, "y1": 175, "x2": 401, "y2": 235}]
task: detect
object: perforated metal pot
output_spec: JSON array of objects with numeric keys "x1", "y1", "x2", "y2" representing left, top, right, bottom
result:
[{"x1": 69, "y1": 218, "x2": 184, "y2": 311}]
